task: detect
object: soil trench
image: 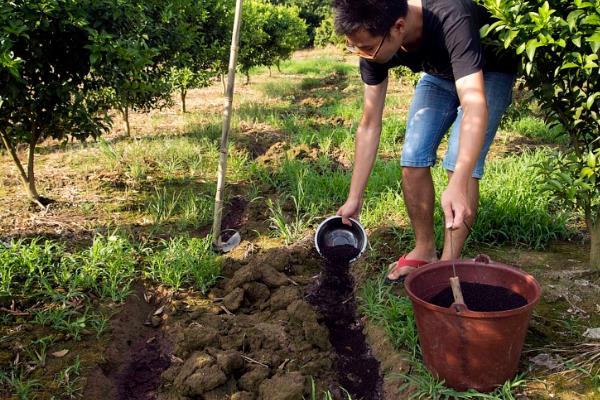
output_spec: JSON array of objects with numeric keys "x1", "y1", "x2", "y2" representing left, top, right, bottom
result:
[
  {"x1": 308, "y1": 244, "x2": 383, "y2": 400},
  {"x1": 84, "y1": 282, "x2": 171, "y2": 400}
]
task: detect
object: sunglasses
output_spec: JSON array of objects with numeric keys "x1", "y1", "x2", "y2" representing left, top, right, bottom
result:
[{"x1": 346, "y1": 31, "x2": 388, "y2": 60}]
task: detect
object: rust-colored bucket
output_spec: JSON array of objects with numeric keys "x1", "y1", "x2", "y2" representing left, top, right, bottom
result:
[{"x1": 404, "y1": 255, "x2": 541, "y2": 392}]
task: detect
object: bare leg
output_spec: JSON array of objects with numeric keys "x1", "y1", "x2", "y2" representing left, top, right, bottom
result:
[
  {"x1": 387, "y1": 167, "x2": 438, "y2": 280},
  {"x1": 441, "y1": 171, "x2": 479, "y2": 260}
]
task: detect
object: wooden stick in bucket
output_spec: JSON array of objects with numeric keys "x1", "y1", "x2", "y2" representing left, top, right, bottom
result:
[{"x1": 449, "y1": 276, "x2": 465, "y2": 305}]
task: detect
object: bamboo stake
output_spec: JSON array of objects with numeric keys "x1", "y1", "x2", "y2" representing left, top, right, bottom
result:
[{"x1": 212, "y1": 0, "x2": 244, "y2": 248}]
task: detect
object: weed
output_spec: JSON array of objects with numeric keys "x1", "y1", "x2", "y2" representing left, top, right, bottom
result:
[
  {"x1": 146, "y1": 236, "x2": 221, "y2": 292},
  {"x1": 177, "y1": 190, "x2": 213, "y2": 228},
  {"x1": 307, "y1": 378, "x2": 352, "y2": 400},
  {"x1": 148, "y1": 187, "x2": 182, "y2": 225},
  {"x1": 267, "y1": 197, "x2": 312, "y2": 245},
  {"x1": 89, "y1": 312, "x2": 111, "y2": 339},
  {"x1": 267, "y1": 170, "x2": 317, "y2": 245},
  {"x1": 0, "y1": 238, "x2": 62, "y2": 300},
  {"x1": 360, "y1": 274, "x2": 419, "y2": 357},
  {"x1": 0, "y1": 369, "x2": 40, "y2": 400},
  {"x1": 83, "y1": 233, "x2": 136, "y2": 302},
  {"x1": 97, "y1": 138, "x2": 120, "y2": 166},
  {"x1": 53, "y1": 357, "x2": 82, "y2": 399},
  {"x1": 52, "y1": 309, "x2": 88, "y2": 341},
  {"x1": 24, "y1": 336, "x2": 55, "y2": 369},
  {"x1": 33, "y1": 307, "x2": 68, "y2": 327},
  {"x1": 396, "y1": 361, "x2": 526, "y2": 399}
]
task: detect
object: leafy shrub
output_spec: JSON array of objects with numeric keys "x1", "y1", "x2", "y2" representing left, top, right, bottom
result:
[{"x1": 482, "y1": 0, "x2": 600, "y2": 266}]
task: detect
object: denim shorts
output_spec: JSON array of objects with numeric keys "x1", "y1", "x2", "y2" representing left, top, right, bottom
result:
[{"x1": 401, "y1": 72, "x2": 515, "y2": 179}]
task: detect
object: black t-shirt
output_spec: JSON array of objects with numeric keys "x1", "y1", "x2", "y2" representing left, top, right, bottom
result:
[{"x1": 360, "y1": 0, "x2": 518, "y2": 84}]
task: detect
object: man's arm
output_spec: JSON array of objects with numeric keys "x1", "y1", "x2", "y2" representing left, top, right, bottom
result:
[
  {"x1": 441, "y1": 70, "x2": 488, "y2": 229},
  {"x1": 338, "y1": 78, "x2": 388, "y2": 224}
]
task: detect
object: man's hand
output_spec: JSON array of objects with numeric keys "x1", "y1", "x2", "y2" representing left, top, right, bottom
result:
[
  {"x1": 441, "y1": 180, "x2": 472, "y2": 230},
  {"x1": 443, "y1": 70, "x2": 486, "y2": 230},
  {"x1": 337, "y1": 197, "x2": 363, "y2": 225}
]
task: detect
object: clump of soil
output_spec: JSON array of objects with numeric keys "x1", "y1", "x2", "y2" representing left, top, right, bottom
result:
[
  {"x1": 428, "y1": 282, "x2": 528, "y2": 312},
  {"x1": 157, "y1": 244, "x2": 338, "y2": 400},
  {"x1": 308, "y1": 244, "x2": 383, "y2": 400},
  {"x1": 257, "y1": 142, "x2": 320, "y2": 167}
]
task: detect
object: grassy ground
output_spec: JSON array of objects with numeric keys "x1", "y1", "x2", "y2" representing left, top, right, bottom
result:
[{"x1": 0, "y1": 47, "x2": 598, "y2": 399}]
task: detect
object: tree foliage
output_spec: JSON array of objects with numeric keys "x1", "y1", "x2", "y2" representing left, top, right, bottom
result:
[
  {"x1": 482, "y1": 0, "x2": 600, "y2": 266},
  {"x1": 87, "y1": 0, "x2": 179, "y2": 136},
  {"x1": 271, "y1": 0, "x2": 330, "y2": 45},
  {"x1": 0, "y1": 0, "x2": 111, "y2": 204},
  {"x1": 238, "y1": 0, "x2": 308, "y2": 82},
  {"x1": 166, "y1": 0, "x2": 231, "y2": 112},
  {"x1": 314, "y1": 13, "x2": 345, "y2": 48}
]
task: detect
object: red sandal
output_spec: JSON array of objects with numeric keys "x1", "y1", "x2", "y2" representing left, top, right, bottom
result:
[{"x1": 384, "y1": 254, "x2": 429, "y2": 285}]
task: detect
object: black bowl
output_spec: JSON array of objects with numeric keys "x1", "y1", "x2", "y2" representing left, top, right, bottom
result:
[{"x1": 314, "y1": 216, "x2": 367, "y2": 263}]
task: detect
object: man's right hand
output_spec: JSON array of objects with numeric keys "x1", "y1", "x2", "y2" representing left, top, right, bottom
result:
[
  {"x1": 337, "y1": 79, "x2": 387, "y2": 227},
  {"x1": 337, "y1": 197, "x2": 363, "y2": 226}
]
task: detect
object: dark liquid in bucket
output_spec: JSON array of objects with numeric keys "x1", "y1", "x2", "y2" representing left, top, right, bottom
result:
[
  {"x1": 322, "y1": 244, "x2": 361, "y2": 263},
  {"x1": 428, "y1": 282, "x2": 527, "y2": 312}
]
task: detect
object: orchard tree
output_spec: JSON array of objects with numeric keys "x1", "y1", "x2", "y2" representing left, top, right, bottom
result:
[
  {"x1": 166, "y1": 0, "x2": 231, "y2": 113},
  {"x1": 87, "y1": 0, "x2": 175, "y2": 137},
  {"x1": 264, "y1": 4, "x2": 308, "y2": 73},
  {"x1": 0, "y1": 0, "x2": 110, "y2": 206},
  {"x1": 238, "y1": 0, "x2": 308, "y2": 83},
  {"x1": 314, "y1": 14, "x2": 343, "y2": 48},
  {"x1": 482, "y1": 0, "x2": 600, "y2": 267},
  {"x1": 271, "y1": 0, "x2": 330, "y2": 45}
]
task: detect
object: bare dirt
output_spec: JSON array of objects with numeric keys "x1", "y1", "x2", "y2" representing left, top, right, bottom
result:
[
  {"x1": 84, "y1": 282, "x2": 172, "y2": 400},
  {"x1": 155, "y1": 241, "x2": 341, "y2": 400}
]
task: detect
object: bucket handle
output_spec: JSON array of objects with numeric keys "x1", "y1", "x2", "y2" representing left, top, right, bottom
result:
[
  {"x1": 451, "y1": 302, "x2": 469, "y2": 314},
  {"x1": 474, "y1": 254, "x2": 491, "y2": 264}
]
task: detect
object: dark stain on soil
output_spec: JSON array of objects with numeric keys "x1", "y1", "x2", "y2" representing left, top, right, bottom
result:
[
  {"x1": 83, "y1": 282, "x2": 171, "y2": 400},
  {"x1": 428, "y1": 282, "x2": 528, "y2": 312},
  {"x1": 221, "y1": 196, "x2": 249, "y2": 231},
  {"x1": 308, "y1": 244, "x2": 383, "y2": 400}
]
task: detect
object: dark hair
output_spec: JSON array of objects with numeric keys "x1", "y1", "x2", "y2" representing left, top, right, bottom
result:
[{"x1": 332, "y1": 0, "x2": 408, "y2": 37}]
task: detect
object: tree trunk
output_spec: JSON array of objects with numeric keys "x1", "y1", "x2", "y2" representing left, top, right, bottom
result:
[
  {"x1": 0, "y1": 129, "x2": 43, "y2": 206},
  {"x1": 122, "y1": 106, "x2": 131, "y2": 137},
  {"x1": 181, "y1": 88, "x2": 187, "y2": 113},
  {"x1": 268, "y1": 66, "x2": 272, "y2": 77},
  {"x1": 245, "y1": 71, "x2": 250, "y2": 85},
  {"x1": 27, "y1": 133, "x2": 41, "y2": 200},
  {"x1": 276, "y1": 61, "x2": 281, "y2": 73},
  {"x1": 590, "y1": 211, "x2": 600, "y2": 269}
]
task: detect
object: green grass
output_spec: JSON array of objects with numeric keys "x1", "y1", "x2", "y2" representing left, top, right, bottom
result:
[
  {"x1": 97, "y1": 135, "x2": 251, "y2": 185},
  {"x1": 145, "y1": 236, "x2": 221, "y2": 293},
  {"x1": 474, "y1": 149, "x2": 572, "y2": 248},
  {"x1": 276, "y1": 57, "x2": 355, "y2": 76},
  {"x1": 54, "y1": 357, "x2": 82, "y2": 399},
  {"x1": 0, "y1": 369, "x2": 41, "y2": 400},
  {"x1": 266, "y1": 148, "x2": 571, "y2": 250}
]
